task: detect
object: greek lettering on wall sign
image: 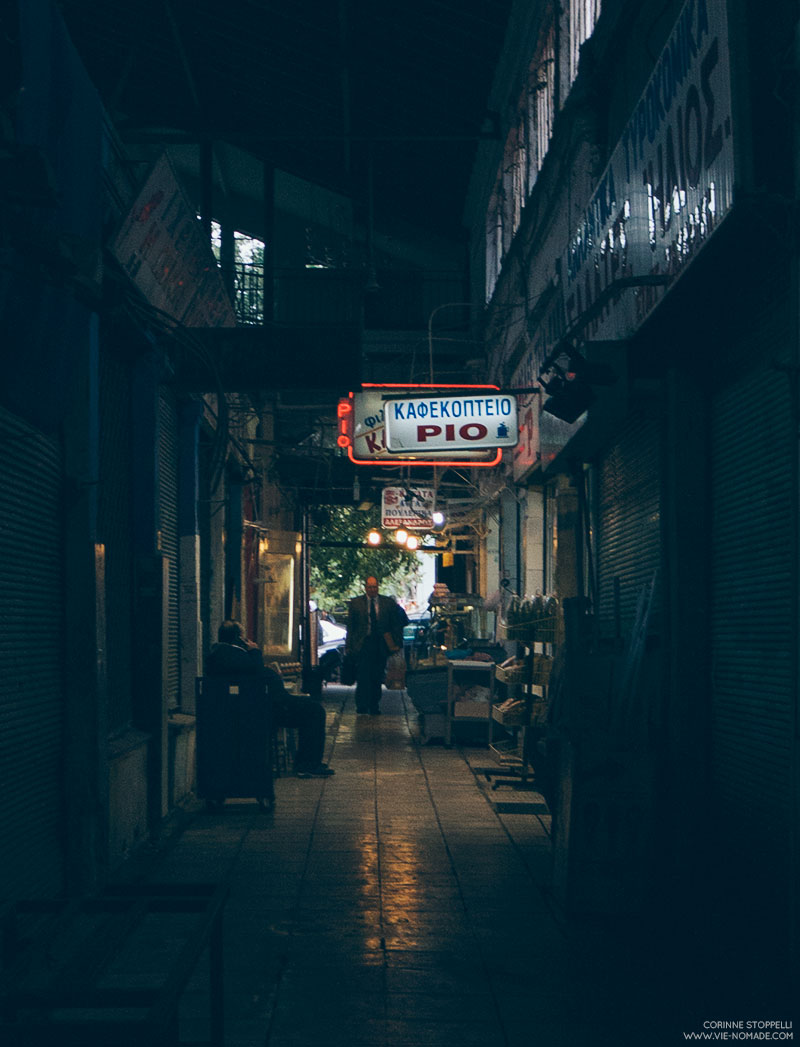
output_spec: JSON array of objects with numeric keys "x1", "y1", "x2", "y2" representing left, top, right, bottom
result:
[
  {"x1": 350, "y1": 389, "x2": 500, "y2": 461},
  {"x1": 384, "y1": 396, "x2": 518, "y2": 452},
  {"x1": 111, "y1": 154, "x2": 236, "y2": 328},
  {"x1": 559, "y1": 0, "x2": 733, "y2": 349}
]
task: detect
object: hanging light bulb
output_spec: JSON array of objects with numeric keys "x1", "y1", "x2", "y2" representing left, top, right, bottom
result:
[
  {"x1": 395, "y1": 528, "x2": 409, "y2": 545},
  {"x1": 367, "y1": 530, "x2": 382, "y2": 546}
]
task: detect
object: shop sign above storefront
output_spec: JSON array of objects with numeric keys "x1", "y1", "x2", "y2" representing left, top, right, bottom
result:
[
  {"x1": 518, "y1": 0, "x2": 735, "y2": 477},
  {"x1": 381, "y1": 487, "x2": 435, "y2": 529},
  {"x1": 338, "y1": 386, "x2": 508, "y2": 466},
  {"x1": 111, "y1": 153, "x2": 236, "y2": 328},
  {"x1": 384, "y1": 393, "x2": 518, "y2": 453},
  {"x1": 556, "y1": 0, "x2": 734, "y2": 355}
]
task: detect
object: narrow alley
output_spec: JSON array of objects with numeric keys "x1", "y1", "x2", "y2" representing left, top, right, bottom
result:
[
  {"x1": 2, "y1": 2, "x2": 799, "y2": 1042},
  {"x1": 108, "y1": 685, "x2": 722, "y2": 1047}
]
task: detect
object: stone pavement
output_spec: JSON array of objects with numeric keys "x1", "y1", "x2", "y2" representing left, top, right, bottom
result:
[{"x1": 114, "y1": 683, "x2": 734, "y2": 1047}]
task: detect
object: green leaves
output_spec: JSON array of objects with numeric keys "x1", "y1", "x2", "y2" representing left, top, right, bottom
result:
[{"x1": 309, "y1": 506, "x2": 420, "y2": 611}]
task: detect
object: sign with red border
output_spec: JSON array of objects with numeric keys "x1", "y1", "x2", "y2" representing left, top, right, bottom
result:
[{"x1": 338, "y1": 385, "x2": 510, "y2": 467}]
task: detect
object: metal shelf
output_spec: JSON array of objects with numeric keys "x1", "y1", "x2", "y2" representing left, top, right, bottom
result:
[{"x1": 445, "y1": 660, "x2": 495, "y2": 746}]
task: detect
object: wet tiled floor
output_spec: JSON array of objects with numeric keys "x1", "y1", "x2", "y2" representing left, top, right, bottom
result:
[{"x1": 125, "y1": 684, "x2": 687, "y2": 1046}]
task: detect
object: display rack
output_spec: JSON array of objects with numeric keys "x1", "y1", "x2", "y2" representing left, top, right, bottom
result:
[
  {"x1": 444, "y1": 659, "x2": 496, "y2": 746},
  {"x1": 482, "y1": 611, "x2": 558, "y2": 791}
]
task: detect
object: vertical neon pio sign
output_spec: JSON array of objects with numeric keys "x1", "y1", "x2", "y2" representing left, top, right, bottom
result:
[{"x1": 337, "y1": 384, "x2": 517, "y2": 467}]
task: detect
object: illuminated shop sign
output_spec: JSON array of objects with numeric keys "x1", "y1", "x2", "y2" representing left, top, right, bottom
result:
[
  {"x1": 561, "y1": 0, "x2": 733, "y2": 344},
  {"x1": 384, "y1": 394, "x2": 518, "y2": 453},
  {"x1": 339, "y1": 386, "x2": 507, "y2": 466}
]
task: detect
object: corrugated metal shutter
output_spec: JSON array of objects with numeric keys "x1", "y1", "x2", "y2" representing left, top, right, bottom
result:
[
  {"x1": 98, "y1": 348, "x2": 134, "y2": 732},
  {"x1": 158, "y1": 390, "x2": 180, "y2": 709},
  {"x1": 710, "y1": 371, "x2": 793, "y2": 829},
  {"x1": 0, "y1": 407, "x2": 65, "y2": 899},
  {"x1": 595, "y1": 413, "x2": 662, "y2": 640}
]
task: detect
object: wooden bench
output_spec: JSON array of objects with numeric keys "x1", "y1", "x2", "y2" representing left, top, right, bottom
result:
[{"x1": 1, "y1": 881, "x2": 228, "y2": 1046}]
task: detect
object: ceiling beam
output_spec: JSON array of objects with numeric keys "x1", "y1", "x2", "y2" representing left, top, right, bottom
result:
[
  {"x1": 117, "y1": 125, "x2": 502, "y2": 145},
  {"x1": 164, "y1": 2, "x2": 204, "y2": 118}
]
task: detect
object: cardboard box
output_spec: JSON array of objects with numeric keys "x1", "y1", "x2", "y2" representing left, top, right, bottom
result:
[{"x1": 453, "y1": 700, "x2": 490, "y2": 718}]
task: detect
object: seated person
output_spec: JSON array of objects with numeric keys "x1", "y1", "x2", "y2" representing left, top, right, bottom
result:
[{"x1": 206, "y1": 620, "x2": 334, "y2": 778}]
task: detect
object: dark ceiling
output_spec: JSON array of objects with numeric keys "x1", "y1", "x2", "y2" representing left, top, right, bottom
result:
[
  {"x1": 55, "y1": 0, "x2": 514, "y2": 514},
  {"x1": 57, "y1": 0, "x2": 512, "y2": 239}
]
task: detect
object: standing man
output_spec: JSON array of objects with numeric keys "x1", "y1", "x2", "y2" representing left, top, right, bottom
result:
[{"x1": 346, "y1": 576, "x2": 404, "y2": 714}]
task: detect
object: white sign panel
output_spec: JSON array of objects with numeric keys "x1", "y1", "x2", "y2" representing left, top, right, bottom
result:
[
  {"x1": 384, "y1": 394, "x2": 518, "y2": 453},
  {"x1": 111, "y1": 154, "x2": 235, "y2": 328},
  {"x1": 351, "y1": 390, "x2": 499, "y2": 461},
  {"x1": 381, "y1": 487, "x2": 435, "y2": 529},
  {"x1": 561, "y1": 0, "x2": 733, "y2": 345}
]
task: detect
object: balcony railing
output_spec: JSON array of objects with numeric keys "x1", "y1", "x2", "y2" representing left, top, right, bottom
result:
[{"x1": 228, "y1": 262, "x2": 265, "y2": 326}]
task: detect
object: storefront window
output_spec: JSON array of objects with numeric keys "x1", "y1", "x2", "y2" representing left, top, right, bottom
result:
[{"x1": 259, "y1": 552, "x2": 295, "y2": 656}]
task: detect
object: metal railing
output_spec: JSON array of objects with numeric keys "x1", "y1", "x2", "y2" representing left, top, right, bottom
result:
[{"x1": 228, "y1": 262, "x2": 265, "y2": 326}]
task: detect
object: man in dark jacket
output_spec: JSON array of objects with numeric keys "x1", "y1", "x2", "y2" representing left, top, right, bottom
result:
[
  {"x1": 206, "y1": 621, "x2": 334, "y2": 778},
  {"x1": 345, "y1": 577, "x2": 404, "y2": 714}
]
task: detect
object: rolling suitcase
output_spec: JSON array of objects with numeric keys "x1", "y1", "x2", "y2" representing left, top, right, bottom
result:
[{"x1": 196, "y1": 675, "x2": 275, "y2": 808}]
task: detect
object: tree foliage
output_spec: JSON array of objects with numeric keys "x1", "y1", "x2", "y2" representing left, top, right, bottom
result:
[{"x1": 308, "y1": 505, "x2": 421, "y2": 612}]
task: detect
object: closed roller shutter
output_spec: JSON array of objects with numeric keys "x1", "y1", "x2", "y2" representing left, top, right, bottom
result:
[
  {"x1": 710, "y1": 371, "x2": 793, "y2": 830},
  {"x1": 99, "y1": 348, "x2": 134, "y2": 732},
  {"x1": 0, "y1": 407, "x2": 65, "y2": 899},
  {"x1": 158, "y1": 390, "x2": 180, "y2": 709},
  {"x1": 595, "y1": 413, "x2": 662, "y2": 640}
]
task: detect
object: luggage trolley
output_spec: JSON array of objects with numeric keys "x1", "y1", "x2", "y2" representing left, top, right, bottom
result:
[{"x1": 196, "y1": 675, "x2": 275, "y2": 809}]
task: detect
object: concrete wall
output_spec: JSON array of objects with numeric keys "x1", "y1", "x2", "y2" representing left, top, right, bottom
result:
[{"x1": 107, "y1": 730, "x2": 150, "y2": 867}]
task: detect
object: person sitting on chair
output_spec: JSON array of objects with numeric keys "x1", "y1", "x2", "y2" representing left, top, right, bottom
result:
[{"x1": 206, "y1": 621, "x2": 334, "y2": 778}]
